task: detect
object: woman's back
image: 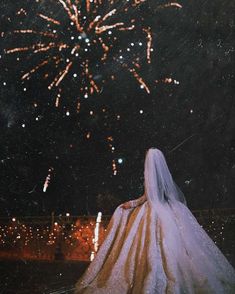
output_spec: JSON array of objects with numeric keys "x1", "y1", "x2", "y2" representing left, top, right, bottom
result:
[{"x1": 75, "y1": 148, "x2": 235, "y2": 293}]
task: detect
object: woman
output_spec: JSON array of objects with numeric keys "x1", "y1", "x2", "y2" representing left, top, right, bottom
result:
[{"x1": 75, "y1": 148, "x2": 235, "y2": 293}]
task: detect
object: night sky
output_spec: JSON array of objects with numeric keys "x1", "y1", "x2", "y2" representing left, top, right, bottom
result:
[{"x1": 0, "y1": 0, "x2": 234, "y2": 217}]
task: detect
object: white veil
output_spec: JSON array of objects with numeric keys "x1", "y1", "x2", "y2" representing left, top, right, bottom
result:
[
  {"x1": 75, "y1": 147, "x2": 235, "y2": 293},
  {"x1": 144, "y1": 148, "x2": 187, "y2": 208}
]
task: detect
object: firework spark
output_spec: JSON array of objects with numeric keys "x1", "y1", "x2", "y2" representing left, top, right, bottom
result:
[
  {"x1": 5, "y1": 0, "x2": 182, "y2": 107},
  {"x1": 43, "y1": 167, "x2": 54, "y2": 192},
  {"x1": 155, "y1": 77, "x2": 180, "y2": 85}
]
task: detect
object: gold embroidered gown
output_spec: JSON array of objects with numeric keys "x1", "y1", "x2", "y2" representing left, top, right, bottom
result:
[{"x1": 75, "y1": 149, "x2": 235, "y2": 294}]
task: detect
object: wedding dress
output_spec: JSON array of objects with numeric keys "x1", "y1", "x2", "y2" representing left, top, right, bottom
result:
[{"x1": 75, "y1": 148, "x2": 235, "y2": 293}]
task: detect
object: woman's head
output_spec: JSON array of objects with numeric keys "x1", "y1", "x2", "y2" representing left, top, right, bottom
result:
[
  {"x1": 145, "y1": 147, "x2": 163, "y2": 158},
  {"x1": 144, "y1": 147, "x2": 187, "y2": 206}
]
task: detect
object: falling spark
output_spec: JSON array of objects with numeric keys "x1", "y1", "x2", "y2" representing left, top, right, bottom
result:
[
  {"x1": 127, "y1": 66, "x2": 150, "y2": 93},
  {"x1": 155, "y1": 77, "x2": 180, "y2": 84},
  {"x1": 77, "y1": 99, "x2": 81, "y2": 113},
  {"x1": 13, "y1": 29, "x2": 57, "y2": 38},
  {"x1": 157, "y1": 2, "x2": 182, "y2": 9},
  {"x1": 107, "y1": 136, "x2": 115, "y2": 154},
  {"x1": 106, "y1": 136, "x2": 118, "y2": 174},
  {"x1": 143, "y1": 27, "x2": 152, "y2": 64},
  {"x1": 22, "y1": 58, "x2": 51, "y2": 80},
  {"x1": 38, "y1": 13, "x2": 61, "y2": 25},
  {"x1": 55, "y1": 92, "x2": 61, "y2": 107},
  {"x1": 49, "y1": 61, "x2": 73, "y2": 89},
  {"x1": 43, "y1": 167, "x2": 54, "y2": 192},
  {"x1": 112, "y1": 159, "x2": 117, "y2": 175},
  {"x1": 16, "y1": 8, "x2": 27, "y2": 16}
]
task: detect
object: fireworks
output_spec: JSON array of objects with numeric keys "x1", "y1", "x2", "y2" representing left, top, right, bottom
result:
[
  {"x1": 112, "y1": 159, "x2": 117, "y2": 175},
  {"x1": 155, "y1": 77, "x2": 180, "y2": 85},
  {"x1": 5, "y1": 0, "x2": 182, "y2": 108},
  {"x1": 43, "y1": 167, "x2": 54, "y2": 192},
  {"x1": 106, "y1": 135, "x2": 119, "y2": 175}
]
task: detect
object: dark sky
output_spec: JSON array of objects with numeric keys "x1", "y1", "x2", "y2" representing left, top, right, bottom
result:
[{"x1": 0, "y1": 0, "x2": 234, "y2": 216}]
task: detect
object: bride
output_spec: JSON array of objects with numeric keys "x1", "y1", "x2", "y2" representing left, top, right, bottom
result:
[{"x1": 75, "y1": 148, "x2": 235, "y2": 293}]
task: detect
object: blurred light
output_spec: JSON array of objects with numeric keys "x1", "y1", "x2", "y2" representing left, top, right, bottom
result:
[{"x1": 118, "y1": 158, "x2": 123, "y2": 164}]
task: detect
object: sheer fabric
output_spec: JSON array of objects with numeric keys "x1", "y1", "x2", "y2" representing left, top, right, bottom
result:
[
  {"x1": 75, "y1": 148, "x2": 235, "y2": 293},
  {"x1": 144, "y1": 148, "x2": 187, "y2": 207}
]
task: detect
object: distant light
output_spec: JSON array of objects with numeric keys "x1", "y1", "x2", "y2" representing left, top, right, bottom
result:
[
  {"x1": 66, "y1": 111, "x2": 70, "y2": 116},
  {"x1": 66, "y1": 213, "x2": 70, "y2": 217},
  {"x1": 174, "y1": 80, "x2": 180, "y2": 85},
  {"x1": 54, "y1": 222, "x2": 58, "y2": 226},
  {"x1": 90, "y1": 251, "x2": 95, "y2": 261},
  {"x1": 97, "y1": 212, "x2": 102, "y2": 222},
  {"x1": 118, "y1": 158, "x2": 123, "y2": 164},
  {"x1": 139, "y1": 109, "x2": 144, "y2": 114},
  {"x1": 22, "y1": 124, "x2": 26, "y2": 128},
  {"x1": 190, "y1": 109, "x2": 193, "y2": 113},
  {"x1": 12, "y1": 218, "x2": 16, "y2": 222}
]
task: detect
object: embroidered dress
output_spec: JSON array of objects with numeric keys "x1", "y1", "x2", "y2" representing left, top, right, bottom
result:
[{"x1": 75, "y1": 149, "x2": 235, "y2": 294}]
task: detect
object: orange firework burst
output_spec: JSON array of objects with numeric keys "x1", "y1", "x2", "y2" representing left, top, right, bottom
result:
[{"x1": 5, "y1": 0, "x2": 182, "y2": 108}]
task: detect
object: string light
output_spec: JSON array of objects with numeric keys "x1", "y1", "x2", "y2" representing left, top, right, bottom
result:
[{"x1": 0, "y1": 213, "x2": 233, "y2": 261}]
